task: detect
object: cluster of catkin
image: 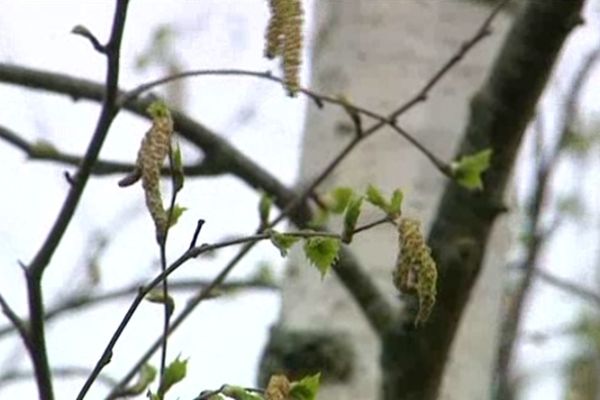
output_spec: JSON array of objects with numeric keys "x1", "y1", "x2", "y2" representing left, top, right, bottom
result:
[
  {"x1": 393, "y1": 218, "x2": 438, "y2": 326},
  {"x1": 265, "y1": 0, "x2": 303, "y2": 96}
]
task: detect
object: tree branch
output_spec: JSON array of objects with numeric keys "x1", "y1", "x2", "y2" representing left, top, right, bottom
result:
[
  {"x1": 0, "y1": 278, "x2": 277, "y2": 340},
  {"x1": 0, "y1": 294, "x2": 32, "y2": 351},
  {"x1": 0, "y1": 366, "x2": 117, "y2": 389},
  {"x1": 21, "y1": 2, "x2": 130, "y2": 399},
  {"x1": 494, "y1": 45, "x2": 600, "y2": 399},
  {"x1": 382, "y1": 1, "x2": 586, "y2": 399},
  {"x1": 0, "y1": 125, "x2": 221, "y2": 177}
]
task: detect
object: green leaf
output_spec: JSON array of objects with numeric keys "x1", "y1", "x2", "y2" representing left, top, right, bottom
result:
[
  {"x1": 303, "y1": 237, "x2": 340, "y2": 278},
  {"x1": 328, "y1": 187, "x2": 355, "y2": 214},
  {"x1": 388, "y1": 189, "x2": 404, "y2": 216},
  {"x1": 147, "y1": 100, "x2": 170, "y2": 119},
  {"x1": 562, "y1": 129, "x2": 595, "y2": 155},
  {"x1": 123, "y1": 363, "x2": 156, "y2": 396},
  {"x1": 307, "y1": 208, "x2": 330, "y2": 229},
  {"x1": 158, "y1": 356, "x2": 188, "y2": 396},
  {"x1": 269, "y1": 231, "x2": 300, "y2": 257},
  {"x1": 258, "y1": 192, "x2": 273, "y2": 226},
  {"x1": 31, "y1": 139, "x2": 59, "y2": 158},
  {"x1": 145, "y1": 289, "x2": 175, "y2": 317},
  {"x1": 451, "y1": 149, "x2": 492, "y2": 191},
  {"x1": 221, "y1": 385, "x2": 263, "y2": 400},
  {"x1": 342, "y1": 196, "x2": 362, "y2": 243},
  {"x1": 171, "y1": 140, "x2": 184, "y2": 192},
  {"x1": 166, "y1": 204, "x2": 187, "y2": 227},
  {"x1": 290, "y1": 373, "x2": 321, "y2": 400},
  {"x1": 366, "y1": 185, "x2": 389, "y2": 212}
]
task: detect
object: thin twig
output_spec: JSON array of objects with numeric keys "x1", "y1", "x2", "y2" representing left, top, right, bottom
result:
[
  {"x1": 23, "y1": 3, "x2": 130, "y2": 400},
  {"x1": 0, "y1": 278, "x2": 276, "y2": 340},
  {"x1": 0, "y1": 125, "x2": 221, "y2": 177},
  {"x1": 0, "y1": 366, "x2": 117, "y2": 389},
  {"x1": 157, "y1": 145, "x2": 179, "y2": 387},
  {"x1": 0, "y1": 294, "x2": 32, "y2": 351},
  {"x1": 121, "y1": 68, "x2": 451, "y2": 178},
  {"x1": 534, "y1": 268, "x2": 600, "y2": 306}
]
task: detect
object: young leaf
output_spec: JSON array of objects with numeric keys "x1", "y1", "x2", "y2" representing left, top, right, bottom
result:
[
  {"x1": 31, "y1": 139, "x2": 59, "y2": 158},
  {"x1": 366, "y1": 185, "x2": 389, "y2": 212},
  {"x1": 328, "y1": 187, "x2": 354, "y2": 214},
  {"x1": 171, "y1": 140, "x2": 184, "y2": 192},
  {"x1": 303, "y1": 237, "x2": 340, "y2": 278},
  {"x1": 222, "y1": 385, "x2": 263, "y2": 400},
  {"x1": 122, "y1": 363, "x2": 156, "y2": 396},
  {"x1": 388, "y1": 189, "x2": 404, "y2": 216},
  {"x1": 342, "y1": 196, "x2": 363, "y2": 243},
  {"x1": 450, "y1": 149, "x2": 492, "y2": 191},
  {"x1": 145, "y1": 289, "x2": 175, "y2": 317},
  {"x1": 166, "y1": 204, "x2": 187, "y2": 227},
  {"x1": 158, "y1": 356, "x2": 188, "y2": 396},
  {"x1": 289, "y1": 373, "x2": 321, "y2": 400},
  {"x1": 307, "y1": 208, "x2": 330, "y2": 229},
  {"x1": 269, "y1": 231, "x2": 300, "y2": 257},
  {"x1": 259, "y1": 192, "x2": 273, "y2": 226}
]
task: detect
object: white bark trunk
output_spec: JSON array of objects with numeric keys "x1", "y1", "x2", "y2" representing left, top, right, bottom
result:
[{"x1": 278, "y1": 2, "x2": 512, "y2": 399}]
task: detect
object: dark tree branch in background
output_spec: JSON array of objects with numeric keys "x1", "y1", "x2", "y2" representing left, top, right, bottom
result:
[
  {"x1": 382, "y1": 1, "x2": 586, "y2": 399},
  {"x1": 0, "y1": 278, "x2": 277, "y2": 340},
  {"x1": 0, "y1": 125, "x2": 220, "y2": 177},
  {"x1": 16, "y1": 2, "x2": 130, "y2": 400},
  {"x1": 0, "y1": 366, "x2": 117, "y2": 389},
  {"x1": 0, "y1": 295, "x2": 32, "y2": 352},
  {"x1": 494, "y1": 46, "x2": 600, "y2": 399},
  {"x1": 535, "y1": 268, "x2": 600, "y2": 307}
]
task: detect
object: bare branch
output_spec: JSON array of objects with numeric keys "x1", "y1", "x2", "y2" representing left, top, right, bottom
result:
[
  {"x1": 535, "y1": 268, "x2": 600, "y2": 306},
  {"x1": 23, "y1": 2, "x2": 131, "y2": 399},
  {"x1": 0, "y1": 278, "x2": 277, "y2": 340},
  {"x1": 0, "y1": 366, "x2": 117, "y2": 389},
  {"x1": 0, "y1": 125, "x2": 220, "y2": 177},
  {"x1": 122, "y1": 68, "x2": 451, "y2": 177},
  {"x1": 71, "y1": 25, "x2": 106, "y2": 54},
  {"x1": 0, "y1": 294, "x2": 32, "y2": 351}
]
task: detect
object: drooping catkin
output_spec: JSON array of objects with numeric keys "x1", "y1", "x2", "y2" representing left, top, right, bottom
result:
[
  {"x1": 264, "y1": 0, "x2": 303, "y2": 96},
  {"x1": 393, "y1": 218, "x2": 437, "y2": 326},
  {"x1": 119, "y1": 101, "x2": 173, "y2": 243}
]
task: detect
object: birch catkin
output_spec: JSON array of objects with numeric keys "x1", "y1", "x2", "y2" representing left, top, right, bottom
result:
[
  {"x1": 265, "y1": 0, "x2": 303, "y2": 96},
  {"x1": 119, "y1": 101, "x2": 173, "y2": 242},
  {"x1": 393, "y1": 218, "x2": 438, "y2": 326}
]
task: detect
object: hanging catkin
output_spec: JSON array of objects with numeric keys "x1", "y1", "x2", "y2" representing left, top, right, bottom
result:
[{"x1": 393, "y1": 218, "x2": 437, "y2": 326}]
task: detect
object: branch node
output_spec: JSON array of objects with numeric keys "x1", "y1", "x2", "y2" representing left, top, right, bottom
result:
[{"x1": 71, "y1": 25, "x2": 106, "y2": 53}]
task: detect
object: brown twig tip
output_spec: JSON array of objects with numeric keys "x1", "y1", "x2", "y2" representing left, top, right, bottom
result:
[
  {"x1": 71, "y1": 25, "x2": 106, "y2": 53},
  {"x1": 117, "y1": 169, "x2": 141, "y2": 187},
  {"x1": 64, "y1": 171, "x2": 76, "y2": 185}
]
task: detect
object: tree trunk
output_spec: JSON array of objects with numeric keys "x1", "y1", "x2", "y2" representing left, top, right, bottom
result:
[{"x1": 262, "y1": 1, "x2": 511, "y2": 399}]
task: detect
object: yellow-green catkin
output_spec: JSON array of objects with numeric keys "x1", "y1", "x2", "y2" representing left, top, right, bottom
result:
[
  {"x1": 264, "y1": 0, "x2": 303, "y2": 96},
  {"x1": 393, "y1": 218, "x2": 438, "y2": 326},
  {"x1": 119, "y1": 101, "x2": 173, "y2": 242}
]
